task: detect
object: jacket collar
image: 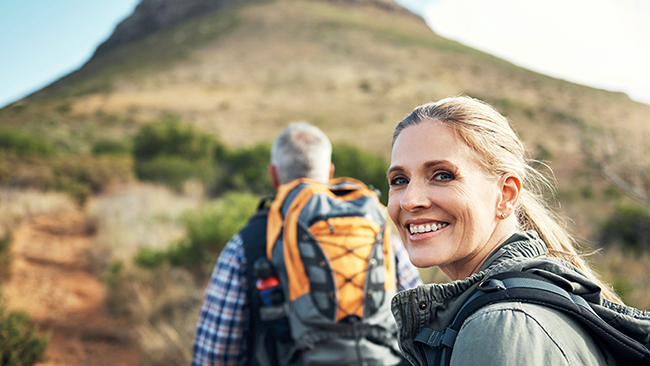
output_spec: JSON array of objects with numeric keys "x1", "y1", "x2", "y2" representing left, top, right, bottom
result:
[{"x1": 390, "y1": 231, "x2": 549, "y2": 366}]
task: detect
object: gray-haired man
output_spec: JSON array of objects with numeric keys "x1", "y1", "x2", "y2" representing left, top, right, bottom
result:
[{"x1": 191, "y1": 122, "x2": 421, "y2": 366}]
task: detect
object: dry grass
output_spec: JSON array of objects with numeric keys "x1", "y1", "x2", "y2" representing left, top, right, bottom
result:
[
  {"x1": 84, "y1": 182, "x2": 207, "y2": 365},
  {"x1": 107, "y1": 265, "x2": 202, "y2": 366},
  {"x1": 85, "y1": 181, "x2": 204, "y2": 270},
  {"x1": 0, "y1": 188, "x2": 77, "y2": 237}
]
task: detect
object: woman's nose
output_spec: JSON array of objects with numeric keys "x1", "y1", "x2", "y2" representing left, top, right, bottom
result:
[{"x1": 400, "y1": 182, "x2": 431, "y2": 212}]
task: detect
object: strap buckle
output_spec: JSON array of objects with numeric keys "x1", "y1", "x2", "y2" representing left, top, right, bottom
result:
[{"x1": 477, "y1": 278, "x2": 506, "y2": 292}]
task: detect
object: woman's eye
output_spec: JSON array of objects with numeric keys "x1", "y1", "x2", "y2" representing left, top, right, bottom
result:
[
  {"x1": 389, "y1": 176, "x2": 408, "y2": 186},
  {"x1": 433, "y1": 171, "x2": 454, "y2": 181}
]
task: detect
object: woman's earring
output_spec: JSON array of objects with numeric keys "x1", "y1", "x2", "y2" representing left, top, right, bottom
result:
[{"x1": 500, "y1": 213, "x2": 507, "y2": 219}]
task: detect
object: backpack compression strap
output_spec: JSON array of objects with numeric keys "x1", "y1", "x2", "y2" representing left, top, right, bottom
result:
[{"x1": 414, "y1": 271, "x2": 650, "y2": 366}]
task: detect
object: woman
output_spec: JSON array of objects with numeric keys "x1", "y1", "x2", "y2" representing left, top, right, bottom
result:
[{"x1": 388, "y1": 96, "x2": 650, "y2": 365}]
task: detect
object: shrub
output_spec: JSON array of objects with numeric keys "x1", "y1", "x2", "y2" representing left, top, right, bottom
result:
[
  {"x1": 0, "y1": 154, "x2": 54, "y2": 190},
  {"x1": 135, "y1": 156, "x2": 216, "y2": 191},
  {"x1": 0, "y1": 128, "x2": 57, "y2": 157},
  {"x1": 103, "y1": 264, "x2": 201, "y2": 366},
  {"x1": 0, "y1": 233, "x2": 12, "y2": 281},
  {"x1": 331, "y1": 143, "x2": 389, "y2": 204},
  {"x1": 0, "y1": 154, "x2": 134, "y2": 205},
  {"x1": 173, "y1": 191, "x2": 259, "y2": 279},
  {"x1": 136, "y1": 191, "x2": 259, "y2": 281},
  {"x1": 211, "y1": 143, "x2": 272, "y2": 197},
  {"x1": 0, "y1": 295, "x2": 49, "y2": 365},
  {"x1": 132, "y1": 117, "x2": 221, "y2": 191},
  {"x1": 105, "y1": 260, "x2": 126, "y2": 289},
  {"x1": 185, "y1": 191, "x2": 259, "y2": 252},
  {"x1": 53, "y1": 155, "x2": 135, "y2": 205},
  {"x1": 600, "y1": 204, "x2": 650, "y2": 252},
  {"x1": 132, "y1": 117, "x2": 219, "y2": 161},
  {"x1": 91, "y1": 138, "x2": 130, "y2": 156},
  {"x1": 134, "y1": 247, "x2": 167, "y2": 270}
]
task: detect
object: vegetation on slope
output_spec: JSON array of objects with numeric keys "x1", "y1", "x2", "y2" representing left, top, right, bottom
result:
[{"x1": 1, "y1": 0, "x2": 650, "y2": 363}]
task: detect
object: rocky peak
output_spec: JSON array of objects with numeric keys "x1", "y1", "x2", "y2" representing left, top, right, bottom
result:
[{"x1": 92, "y1": 0, "x2": 410, "y2": 58}]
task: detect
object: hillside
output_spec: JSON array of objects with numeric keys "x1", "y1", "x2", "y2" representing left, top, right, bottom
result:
[{"x1": 2, "y1": 0, "x2": 650, "y2": 242}]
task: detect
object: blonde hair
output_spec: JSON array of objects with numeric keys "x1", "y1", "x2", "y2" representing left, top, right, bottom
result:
[{"x1": 393, "y1": 96, "x2": 621, "y2": 303}]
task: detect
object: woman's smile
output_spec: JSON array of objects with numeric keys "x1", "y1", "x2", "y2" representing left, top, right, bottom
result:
[{"x1": 408, "y1": 221, "x2": 449, "y2": 236}]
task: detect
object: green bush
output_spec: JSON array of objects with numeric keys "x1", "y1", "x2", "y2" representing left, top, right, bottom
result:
[
  {"x1": 0, "y1": 295, "x2": 49, "y2": 365},
  {"x1": 105, "y1": 260, "x2": 126, "y2": 289},
  {"x1": 0, "y1": 128, "x2": 57, "y2": 157},
  {"x1": 132, "y1": 117, "x2": 219, "y2": 161},
  {"x1": 137, "y1": 191, "x2": 260, "y2": 281},
  {"x1": 53, "y1": 155, "x2": 135, "y2": 205},
  {"x1": 0, "y1": 233, "x2": 12, "y2": 281},
  {"x1": 332, "y1": 143, "x2": 389, "y2": 204},
  {"x1": 600, "y1": 204, "x2": 650, "y2": 252},
  {"x1": 132, "y1": 117, "x2": 222, "y2": 190},
  {"x1": 210, "y1": 142, "x2": 389, "y2": 202},
  {"x1": 184, "y1": 191, "x2": 260, "y2": 251},
  {"x1": 0, "y1": 153, "x2": 133, "y2": 205},
  {"x1": 135, "y1": 156, "x2": 216, "y2": 191},
  {"x1": 91, "y1": 138, "x2": 130, "y2": 156},
  {"x1": 134, "y1": 247, "x2": 167, "y2": 270},
  {"x1": 211, "y1": 143, "x2": 272, "y2": 196}
]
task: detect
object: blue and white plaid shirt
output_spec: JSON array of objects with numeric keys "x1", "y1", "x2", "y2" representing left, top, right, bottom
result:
[{"x1": 191, "y1": 232, "x2": 422, "y2": 366}]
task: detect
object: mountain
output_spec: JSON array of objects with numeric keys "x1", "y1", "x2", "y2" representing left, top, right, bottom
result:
[
  {"x1": 93, "y1": 0, "x2": 409, "y2": 57},
  {"x1": 2, "y1": 0, "x2": 650, "y2": 241}
]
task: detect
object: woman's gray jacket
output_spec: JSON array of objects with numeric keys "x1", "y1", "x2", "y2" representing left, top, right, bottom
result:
[{"x1": 391, "y1": 231, "x2": 650, "y2": 366}]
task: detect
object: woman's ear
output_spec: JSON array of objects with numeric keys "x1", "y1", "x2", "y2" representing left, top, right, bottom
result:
[{"x1": 497, "y1": 173, "x2": 521, "y2": 218}]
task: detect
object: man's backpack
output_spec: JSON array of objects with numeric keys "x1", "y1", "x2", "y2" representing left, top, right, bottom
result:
[
  {"x1": 413, "y1": 271, "x2": 650, "y2": 366},
  {"x1": 245, "y1": 177, "x2": 404, "y2": 366}
]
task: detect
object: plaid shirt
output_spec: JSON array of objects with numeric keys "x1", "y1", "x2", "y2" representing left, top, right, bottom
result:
[{"x1": 191, "y1": 232, "x2": 422, "y2": 366}]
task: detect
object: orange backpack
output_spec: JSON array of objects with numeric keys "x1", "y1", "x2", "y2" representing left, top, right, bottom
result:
[{"x1": 259, "y1": 177, "x2": 402, "y2": 365}]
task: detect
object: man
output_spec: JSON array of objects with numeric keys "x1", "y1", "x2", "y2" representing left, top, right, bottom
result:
[{"x1": 191, "y1": 122, "x2": 422, "y2": 366}]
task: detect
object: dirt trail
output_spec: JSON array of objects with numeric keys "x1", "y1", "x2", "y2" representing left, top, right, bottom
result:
[{"x1": 3, "y1": 210, "x2": 140, "y2": 366}]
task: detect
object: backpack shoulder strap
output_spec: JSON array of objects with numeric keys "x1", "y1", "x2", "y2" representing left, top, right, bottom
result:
[
  {"x1": 242, "y1": 197, "x2": 272, "y2": 266},
  {"x1": 414, "y1": 271, "x2": 650, "y2": 366},
  {"x1": 241, "y1": 197, "x2": 277, "y2": 366}
]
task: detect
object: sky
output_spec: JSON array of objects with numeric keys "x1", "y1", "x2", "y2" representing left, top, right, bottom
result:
[
  {"x1": 0, "y1": 0, "x2": 140, "y2": 108},
  {"x1": 398, "y1": 0, "x2": 650, "y2": 105},
  {"x1": 1, "y1": 0, "x2": 649, "y2": 108}
]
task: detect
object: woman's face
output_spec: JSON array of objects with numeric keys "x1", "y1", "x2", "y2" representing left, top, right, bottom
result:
[{"x1": 387, "y1": 120, "x2": 509, "y2": 280}]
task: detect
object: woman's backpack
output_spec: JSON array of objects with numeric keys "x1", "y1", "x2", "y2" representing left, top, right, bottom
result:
[{"x1": 414, "y1": 271, "x2": 650, "y2": 366}]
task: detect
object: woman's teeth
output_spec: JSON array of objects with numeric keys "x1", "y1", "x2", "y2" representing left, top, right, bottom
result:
[{"x1": 409, "y1": 222, "x2": 449, "y2": 235}]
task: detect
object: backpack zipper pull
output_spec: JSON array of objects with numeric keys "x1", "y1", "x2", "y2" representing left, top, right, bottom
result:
[{"x1": 327, "y1": 219, "x2": 335, "y2": 233}]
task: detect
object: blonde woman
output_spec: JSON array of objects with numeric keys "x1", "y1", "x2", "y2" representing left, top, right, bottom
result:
[{"x1": 388, "y1": 96, "x2": 650, "y2": 366}]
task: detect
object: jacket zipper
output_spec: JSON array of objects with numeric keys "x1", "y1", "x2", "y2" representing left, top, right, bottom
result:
[{"x1": 410, "y1": 289, "x2": 426, "y2": 366}]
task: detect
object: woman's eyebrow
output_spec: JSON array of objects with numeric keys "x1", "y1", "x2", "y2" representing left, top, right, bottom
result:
[
  {"x1": 387, "y1": 160, "x2": 452, "y2": 176},
  {"x1": 424, "y1": 160, "x2": 450, "y2": 169},
  {"x1": 386, "y1": 165, "x2": 404, "y2": 177}
]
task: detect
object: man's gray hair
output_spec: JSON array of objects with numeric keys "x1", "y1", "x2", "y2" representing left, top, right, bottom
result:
[{"x1": 271, "y1": 122, "x2": 332, "y2": 184}]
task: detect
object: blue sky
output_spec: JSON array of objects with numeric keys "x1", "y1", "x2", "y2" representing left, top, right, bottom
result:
[
  {"x1": 0, "y1": 0, "x2": 139, "y2": 108},
  {"x1": 1, "y1": 0, "x2": 649, "y2": 108}
]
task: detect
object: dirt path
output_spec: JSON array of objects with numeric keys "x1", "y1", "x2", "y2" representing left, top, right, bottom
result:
[{"x1": 3, "y1": 210, "x2": 140, "y2": 366}]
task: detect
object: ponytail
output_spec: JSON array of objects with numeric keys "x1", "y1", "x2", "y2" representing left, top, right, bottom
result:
[{"x1": 518, "y1": 175, "x2": 622, "y2": 303}]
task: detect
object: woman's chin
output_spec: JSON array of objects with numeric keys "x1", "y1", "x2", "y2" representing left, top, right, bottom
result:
[{"x1": 407, "y1": 251, "x2": 444, "y2": 269}]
